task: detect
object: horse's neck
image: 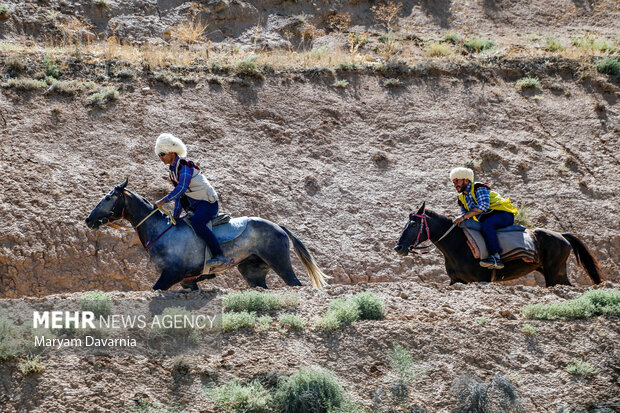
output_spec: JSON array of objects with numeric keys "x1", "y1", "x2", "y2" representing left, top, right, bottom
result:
[
  {"x1": 123, "y1": 191, "x2": 167, "y2": 237},
  {"x1": 426, "y1": 211, "x2": 456, "y2": 242}
]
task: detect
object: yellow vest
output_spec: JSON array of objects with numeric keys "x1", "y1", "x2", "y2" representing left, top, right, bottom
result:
[{"x1": 458, "y1": 182, "x2": 518, "y2": 221}]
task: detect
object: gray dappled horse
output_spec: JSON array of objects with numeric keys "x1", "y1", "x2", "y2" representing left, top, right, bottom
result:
[
  {"x1": 394, "y1": 202, "x2": 603, "y2": 286},
  {"x1": 85, "y1": 179, "x2": 329, "y2": 290}
]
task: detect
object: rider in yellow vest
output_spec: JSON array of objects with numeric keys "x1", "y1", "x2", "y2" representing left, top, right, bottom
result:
[{"x1": 450, "y1": 167, "x2": 518, "y2": 269}]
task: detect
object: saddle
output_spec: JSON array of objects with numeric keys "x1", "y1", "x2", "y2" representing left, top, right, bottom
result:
[
  {"x1": 194, "y1": 214, "x2": 249, "y2": 275},
  {"x1": 461, "y1": 220, "x2": 538, "y2": 264}
]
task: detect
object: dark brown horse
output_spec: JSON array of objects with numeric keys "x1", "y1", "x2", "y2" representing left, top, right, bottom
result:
[{"x1": 394, "y1": 202, "x2": 602, "y2": 286}]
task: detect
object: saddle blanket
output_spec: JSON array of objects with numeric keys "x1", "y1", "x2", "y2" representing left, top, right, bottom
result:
[
  {"x1": 461, "y1": 220, "x2": 538, "y2": 264},
  {"x1": 212, "y1": 216, "x2": 249, "y2": 244}
]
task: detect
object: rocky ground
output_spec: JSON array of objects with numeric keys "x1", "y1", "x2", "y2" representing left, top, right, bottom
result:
[
  {"x1": 0, "y1": 0, "x2": 619, "y2": 411},
  {"x1": 1, "y1": 282, "x2": 620, "y2": 412}
]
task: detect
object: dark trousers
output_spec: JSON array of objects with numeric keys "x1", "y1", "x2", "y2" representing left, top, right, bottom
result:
[
  {"x1": 190, "y1": 200, "x2": 224, "y2": 256},
  {"x1": 480, "y1": 211, "x2": 515, "y2": 255}
]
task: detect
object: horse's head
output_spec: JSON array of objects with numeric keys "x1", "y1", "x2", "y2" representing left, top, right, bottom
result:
[
  {"x1": 394, "y1": 202, "x2": 428, "y2": 256},
  {"x1": 85, "y1": 179, "x2": 128, "y2": 229}
]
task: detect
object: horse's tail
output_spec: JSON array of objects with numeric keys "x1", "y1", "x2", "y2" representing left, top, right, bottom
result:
[
  {"x1": 280, "y1": 225, "x2": 330, "y2": 289},
  {"x1": 562, "y1": 233, "x2": 602, "y2": 284}
]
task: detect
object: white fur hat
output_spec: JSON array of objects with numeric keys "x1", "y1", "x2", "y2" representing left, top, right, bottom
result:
[
  {"x1": 450, "y1": 167, "x2": 474, "y2": 182},
  {"x1": 155, "y1": 133, "x2": 187, "y2": 157}
]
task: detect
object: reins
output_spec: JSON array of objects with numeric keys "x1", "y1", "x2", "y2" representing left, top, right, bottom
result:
[
  {"x1": 407, "y1": 213, "x2": 455, "y2": 255},
  {"x1": 105, "y1": 190, "x2": 177, "y2": 251}
]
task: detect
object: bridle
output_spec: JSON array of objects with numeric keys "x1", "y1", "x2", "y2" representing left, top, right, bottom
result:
[
  {"x1": 104, "y1": 189, "x2": 177, "y2": 252},
  {"x1": 407, "y1": 212, "x2": 455, "y2": 255}
]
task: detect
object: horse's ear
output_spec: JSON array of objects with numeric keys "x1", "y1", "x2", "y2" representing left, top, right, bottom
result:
[
  {"x1": 416, "y1": 201, "x2": 426, "y2": 215},
  {"x1": 118, "y1": 178, "x2": 128, "y2": 190}
]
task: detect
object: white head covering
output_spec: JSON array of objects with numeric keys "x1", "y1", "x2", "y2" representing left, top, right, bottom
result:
[
  {"x1": 450, "y1": 167, "x2": 474, "y2": 182},
  {"x1": 154, "y1": 133, "x2": 187, "y2": 157}
]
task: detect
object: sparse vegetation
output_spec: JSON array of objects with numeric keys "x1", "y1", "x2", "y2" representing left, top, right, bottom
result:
[
  {"x1": 515, "y1": 77, "x2": 542, "y2": 91},
  {"x1": 351, "y1": 291, "x2": 385, "y2": 320},
  {"x1": 382, "y1": 78, "x2": 403, "y2": 88},
  {"x1": 571, "y1": 34, "x2": 615, "y2": 53},
  {"x1": 80, "y1": 290, "x2": 113, "y2": 317},
  {"x1": 521, "y1": 324, "x2": 537, "y2": 336},
  {"x1": 170, "y1": 18, "x2": 208, "y2": 45},
  {"x1": 348, "y1": 33, "x2": 369, "y2": 54},
  {"x1": 545, "y1": 35, "x2": 565, "y2": 52},
  {"x1": 5, "y1": 55, "x2": 26, "y2": 73},
  {"x1": 372, "y1": 1, "x2": 403, "y2": 60},
  {"x1": 275, "y1": 366, "x2": 345, "y2": 413},
  {"x1": 18, "y1": 354, "x2": 46, "y2": 375},
  {"x1": 464, "y1": 38, "x2": 495, "y2": 53},
  {"x1": 514, "y1": 204, "x2": 536, "y2": 228},
  {"x1": 452, "y1": 374, "x2": 523, "y2": 413},
  {"x1": 316, "y1": 299, "x2": 360, "y2": 330},
  {"x1": 523, "y1": 289, "x2": 620, "y2": 320},
  {"x1": 597, "y1": 56, "x2": 620, "y2": 76},
  {"x1": 86, "y1": 86, "x2": 119, "y2": 107},
  {"x1": 5, "y1": 78, "x2": 48, "y2": 90},
  {"x1": 444, "y1": 31, "x2": 462, "y2": 44},
  {"x1": 332, "y1": 79, "x2": 349, "y2": 88},
  {"x1": 222, "y1": 311, "x2": 257, "y2": 333},
  {"x1": 278, "y1": 313, "x2": 306, "y2": 330},
  {"x1": 388, "y1": 342, "x2": 419, "y2": 384},
  {"x1": 223, "y1": 291, "x2": 299, "y2": 313},
  {"x1": 0, "y1": 5, "x2": 8, "y2": 18},
  {"x1": 424, "y1": 42, "x2": 456, "y2": 57},
  {"x1": 565, "y1": 358, "x2": 596, "y2": 376},
  {"x1": 206, "y1": 380, "x2": 273, "y2": 413},
  {"x1": 0, "y1": 314, "x2": 22, "y2": 361},
  {"x1": 256, "y1": 315, "x2": 272, "y2": 331},
  {"x1": 236, "y1": 55, "x2": 260, "y2": 76}
]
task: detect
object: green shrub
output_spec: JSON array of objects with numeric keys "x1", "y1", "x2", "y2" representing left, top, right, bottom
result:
[
  {"x1": 520, "y1": 324, "x2": 537, "y2": 336},
  {"x1": 522, "y1": 289, "x2": 620, "y2": 320},
  {"x1": 514, "y1": 204, "x2": 536, "y2": 228},
  {"x1": 316, "y1": 299, "x2": 360, "y2": 331},
  {"x1": 6, "y1": 78, "x2": 47, "y2": 91},
  {"x1": 86, "y1": 86, "x2": 119, "y2": 107},
  {"x1": 515, "y1": 77, "x2": 542, "y2": 91},
  {"x1": 332, "y1": 79, "x2": 349, "y2": 88},
  {"x1": 545, "y1": 36, "x2": 565, "y2": 52},
  {"x1": 382, "y1": 78, "x2": 403, "y2": 88},
  {"x1": 256, "y1": 315, "x2": 272, "y2": 332},
  {"x1": 337, "y1": 62, "x2": 358, "y2": 71},
  {"x1": 424, "y1": 42, "x2": 456, "y2": 57},
  {"x1": 443, "y1": 31, "x2": 462, "y2": 44},
  {"x1": 236, "y1": 56, "x2": 260, "y2": 76},
  {"x1": 278, "y1": 313, "x2": 306, "y2": 330},
  {"x1": 0, "y1": 6, "x2": 8, "y2": 17},
  {"x1": 464, "y1": 38, "x2": 495, "y2": 53},
  {"x1": 80, "y1": 290, "x2": 113, "y2": 317},
  {"x1": 275, "y1": 366, "x2": 345, "y2": 413},
  {"x1": 351, "y1": 292, "x2": 385, "y2": 320},
  {"x1": 223, "y1": 291, "x2": 299, "y2": 313},
  {"x1": 565, "y1": 358, "x2": 596, "y2": 376},
  {"x1": 597, "y1": 57, "x2": 620, "y2": 76},
  {"x1": 43, "y1": 56, "x2": 60, "y2": 79},
  {"x1": 206, "y1": 380, "x2": 273, "y2": 413},
  {"x1": 571, "y1": 34, "x2": 615, "y2": 53},
  {"x1": 388, "y1": 342, "x2": 418, "y2": 383},
  {"x1": 18, "y1": 354, "x2": 46, "y2": 375},
  {"x1": 222, "y1": 311, "x2": 257, "y2": 333},
  {"x1": 0, "y1": 315, "x2": 22, "y2": 361}
]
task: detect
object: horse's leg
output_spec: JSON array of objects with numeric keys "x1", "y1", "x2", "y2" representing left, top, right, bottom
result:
[
  {"x1": 539, "y1": 238, "x2": 572, "y2": 287},
  {"x1": 237, "y1": 255, "x2": 270, "y2": 289},
  {"x1": 153, "y1": 269, "x2": 184, "y2": 291},
  {"x1": 256, "y1": 248, "x2": 302, "y2": 287}
]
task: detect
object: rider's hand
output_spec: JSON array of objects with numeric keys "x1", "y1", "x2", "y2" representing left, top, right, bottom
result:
[
  {"x1": 453, "y1": 215, "x2": 466, "y2": 226},
  {"x1": 154, "y1": 200, "x2": 164, "y2": 208}
]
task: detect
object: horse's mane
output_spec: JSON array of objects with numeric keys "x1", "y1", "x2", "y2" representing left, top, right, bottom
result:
[
  {"x1": 425, "y1": 209, "x2": 451, "y2": 223},
  {"x1": 124, "y1": 188, "x2": 154, "y2": 210}
]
